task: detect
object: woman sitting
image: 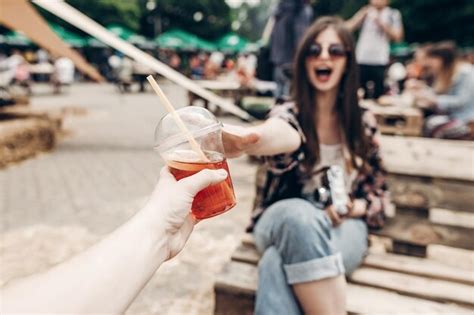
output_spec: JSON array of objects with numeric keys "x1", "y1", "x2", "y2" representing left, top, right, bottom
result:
[
  {"x1": 412, "y1": 41, "x2": 474, "y2": 139},
  {"x1": 223, "y1": 17, "x2": 389, "y2": 315}
]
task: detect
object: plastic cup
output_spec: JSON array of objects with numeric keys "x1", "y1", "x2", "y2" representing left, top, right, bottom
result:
[{"x1": 154, "y1": 106, "x2": 236, "y2": 220}]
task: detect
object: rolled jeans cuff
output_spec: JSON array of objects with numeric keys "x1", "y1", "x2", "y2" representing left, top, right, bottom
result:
[{"x1": 283, "y1": 253, "x2": 345, "y2": 284}]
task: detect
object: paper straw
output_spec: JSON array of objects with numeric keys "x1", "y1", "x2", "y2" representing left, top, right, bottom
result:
[{"x1": 147, "y1": 75, "x2": 208, "y2": 162}]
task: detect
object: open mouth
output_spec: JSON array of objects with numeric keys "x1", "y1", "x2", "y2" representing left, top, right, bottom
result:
[{"x1": 315, "y1": 67, "x2": 332, "y2": 82}]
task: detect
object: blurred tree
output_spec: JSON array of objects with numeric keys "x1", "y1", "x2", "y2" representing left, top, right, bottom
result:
[
  {"x1": 142, "y1": 0, "x2": 232, "y2": 40},
  {"x1": 390, "y1": 0, "x2": 474, "y2": 46},
  {"x1": 231, "y1": 0, "x2": 274, "y2": 42},
  {"x1": 311, "y1": 0, "x2": 474, "y2": 47},
  {"x1": 66, "y1": 0, "x2": 142, "y2": 31}
]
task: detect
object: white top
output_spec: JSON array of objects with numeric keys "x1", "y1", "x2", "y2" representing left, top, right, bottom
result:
[
  {"x1": 302, "y1": 143, "x2": 350, "y2": 195},
  {"x1": 356, "y1": 7, "x2": 402, "y2": 66},
  {"x1": 54, "y1": 57, "x2": 75, "y2": 84}
]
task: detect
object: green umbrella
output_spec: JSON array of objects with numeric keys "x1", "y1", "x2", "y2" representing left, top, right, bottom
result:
[
  {"x1": 155, "y1": 29, "x2": 216, "y2": 51},
  {"x1": 243, "y1": 41, "x2": 262, "y2": 53},
  {"x1": 390, "y1": 42, "x2": 413, "y2": 57},
  {"x1": 194, "y1": 37, "x2": 217, "y2": 51},
  {"x1": 49, "y1": 23, "x2": 87, "y2": 48},
  {"x1": 217, "y1": 33, "x2": 248, "y2": 52},
  {"x1": 3, "y1": 31, "x2": 32, "y2": 46}
]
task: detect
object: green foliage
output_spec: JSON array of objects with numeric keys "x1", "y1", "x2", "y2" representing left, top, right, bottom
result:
[
  {"x1": 35, "y1": 0, "x2": 474, "y2": 47},
  {"x1": 66, "y1": 0, "x2": 142, "y2": 31},
  {"x1": 311, "y1": 0, "x2": 474, "y2": 47},
  {"x1": 231, "y1": 0, "x2": 274, "y2": 42},
  {"x1": 391, "y1": 0, "x2": 474, "y2": 46},
  {"x1": 151, "y1": 0, "x2": 231, "y2": 40}
]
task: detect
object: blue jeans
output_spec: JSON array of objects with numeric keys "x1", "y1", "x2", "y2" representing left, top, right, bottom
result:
[{"x1": 253, "y1": 198, "x2": 368, "y2": 315}]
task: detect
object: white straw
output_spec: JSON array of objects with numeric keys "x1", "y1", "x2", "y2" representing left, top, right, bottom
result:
[{"x1": 147, "y1": 75, "x2": 208, "y2": 162}]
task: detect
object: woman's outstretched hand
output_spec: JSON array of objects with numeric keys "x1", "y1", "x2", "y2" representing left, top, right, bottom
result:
[{"x1": 222, "y1": 124, "x2": 260, "y2": 158}]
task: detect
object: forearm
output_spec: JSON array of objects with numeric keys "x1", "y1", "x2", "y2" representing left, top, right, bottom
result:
[
  {"x1": 1, "y1": 208, "x2": 168, "y2": 314},
  {"x1": 381, "y1": 24, "x2": 403, "y2": 42},
  {"x1": 345, "y1": 14, "x2": 364, "y2": 32},
  {"x1": 246, "y1": 118, "x2": 301, "y2": 156}
]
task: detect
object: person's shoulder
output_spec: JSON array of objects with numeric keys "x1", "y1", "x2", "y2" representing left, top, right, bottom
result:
[
  {"x1": 387, "y1": 6, "x2": 402, "y2": 15},
  {"x1": 455, "y1": 63, "x2": 474, "y2": 82}
]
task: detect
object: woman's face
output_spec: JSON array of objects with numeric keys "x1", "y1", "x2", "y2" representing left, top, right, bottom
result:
[
  {"x1": 305, "y1": 27, "x2": 347, "y2": 93},
  {"x1": 425, "y1": 56, "x2": 443, "y2": 76}
]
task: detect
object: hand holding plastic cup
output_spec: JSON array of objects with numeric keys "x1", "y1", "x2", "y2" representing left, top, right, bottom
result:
[
  {"x1": 154, "y1": 106, "x2": 236, "y2": 219},
  {"x1": 148, "y1": 76, "x2": 236, "y2": 220}
]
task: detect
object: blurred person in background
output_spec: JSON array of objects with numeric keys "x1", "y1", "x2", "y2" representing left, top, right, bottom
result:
[
  {"x1": 53, "y1": 56, "x2": 75, "y2": 94},
  {"x1": 117, "y1": 56, "x2": 134, "y2": 93},
  {"x1": 108, "y1": 52, "x2": 122, "y2": 83},
  {"x1": 1, "y1": 168, "x2": 228, "y2": 314},
  {"x1": 189, "y1": 54, "x2": 204, "y2": 80},
  {"x1": 405, "y1": 44, "x2": 433, "y2": 88},
  {"x1": 236, "y1": 53, "x2": 257, "y2": 87},
  {"x1": 10, "y1": 51, "x2": 32, "y2": 95},
  {"x1": 270, "y1": 0, "x2": 314, "y2": 102},
  {"x1": 346, "y1": 0, "x2": 404, "y2": 99},
  {"x1": 411, "y1": 42, "x2": 474, "y2": 139},
  {"x1": 204, "y1": 51, "x2": 224, "y2": 80},
  {"x1": 169, "y1": 52, "x2": 182, "y2": 72}
]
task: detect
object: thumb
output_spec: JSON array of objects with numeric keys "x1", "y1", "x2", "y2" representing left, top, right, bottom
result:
[
  {"x1": 178, "y1": 168, "x2": 228, "y2": 197},
  {"x1": 242, "y1": 132, "x2": 260, "y2": 146}
]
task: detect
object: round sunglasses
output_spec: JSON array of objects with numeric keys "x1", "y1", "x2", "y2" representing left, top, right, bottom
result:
[{"x1": 306, "y1": 43, "x2": 348, "y2": 59}]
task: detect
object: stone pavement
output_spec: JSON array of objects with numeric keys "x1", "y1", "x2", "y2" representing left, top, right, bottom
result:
[{"x1": 0, "y1": 83, "x2": 257, "y2": 314}]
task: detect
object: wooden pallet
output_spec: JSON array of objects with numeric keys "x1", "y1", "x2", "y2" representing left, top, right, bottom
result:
[
  {"x1": 361, "y1": 100, "x2": 423, "y2": 136},
  {"x1": 215, "y1": 237, "x2": 474, "y2": 315},
  {"x1": 214, "y1": 135, "x2": 474, "y2": 314}
]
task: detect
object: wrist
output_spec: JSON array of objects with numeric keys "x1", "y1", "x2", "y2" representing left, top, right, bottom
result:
[{"x1": 134, "y1": 203, "x2": 172, "y2": 260}]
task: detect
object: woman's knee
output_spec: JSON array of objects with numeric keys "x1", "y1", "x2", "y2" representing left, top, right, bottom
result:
[
  {"x1": 264, "y1": 198, "x2": 327, "y2": 230},
  {"x1": 272, "y1": 199, "x2": 330, "y2": 240},
  {"x1": 257, "y1": 199, "x2": 332, "y2": 259}
]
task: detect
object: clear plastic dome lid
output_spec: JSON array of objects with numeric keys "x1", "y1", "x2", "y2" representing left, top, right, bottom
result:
[{"x1": 154, "y1": 106, "x2": 221, "y2": 152}]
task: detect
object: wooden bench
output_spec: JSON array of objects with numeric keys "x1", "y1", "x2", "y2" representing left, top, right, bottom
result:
[{"x1": 214, "y1": 136, "x2": 474, "y2": 314}]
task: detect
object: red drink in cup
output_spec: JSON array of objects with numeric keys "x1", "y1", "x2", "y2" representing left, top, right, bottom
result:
[
  {"x1": 167, "y1": 151, "x2": 235, "y2": 219},
  {"x1": 155, "y1": 107, "x2": 236, "y2": 219}
]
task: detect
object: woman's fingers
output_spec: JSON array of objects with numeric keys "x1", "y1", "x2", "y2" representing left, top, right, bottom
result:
[
  {"x1": 222, "y1": 127, "x2": 260, "y2": 157},
  {"x1": 326, "y1": 205, "x2": 343, "y2": 226}
]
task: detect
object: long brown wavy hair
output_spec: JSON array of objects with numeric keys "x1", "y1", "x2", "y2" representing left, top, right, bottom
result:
[
  {"x1": 426, "y1": 41, "x2": 459, "y2": 94},
  {"x1": 292, "y1": 16, "x2": 369, "y2": 170}
]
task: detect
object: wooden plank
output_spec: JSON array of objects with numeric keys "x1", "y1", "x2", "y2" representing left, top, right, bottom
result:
[
  {"x1": 231, "y1": 244, "x2": 260, "y2": 265},
  {"x1": 430, "y1": 208, "x2": 474, "y2": 229},
  {"x1": 214, "y1": 261, "x2": 256, "y2": 315},
  {"x1": 363, "y1": 252, "x2": 474, "y2": 285},
  {"x1": 387, "y1": 174, "x2": 474, "y2": 213},
  {"x1": 428, "y1": 245, "x2": 474, "y2": 271},
  {"x1": 214, "y1": 261, "x2": 474, "y2": 315},
  {"x1": 346, "y1": 284, "x2": 473, "y2": 315},
  {"x1": 349, "y1": 267, "x2": 474, "y2": 306},
  {"x1": 372, "y1": 213, "x2": 474, "y2": 251},
  {"x1": 379, "y1": 135, "x2": 474, "y2": 181},
  {"x1": 233, "y1": 238, "x2": 474, "y2": 285}
]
